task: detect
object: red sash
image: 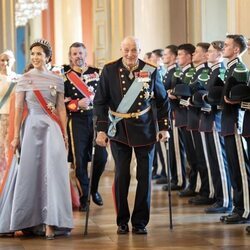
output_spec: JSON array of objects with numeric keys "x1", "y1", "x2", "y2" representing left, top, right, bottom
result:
[
  {"x1": 66, "y1": 71, "x2": 94, "y2": 99},
  {"x1": 33, "y1": 90, "x2": 63, "y2": 132}
]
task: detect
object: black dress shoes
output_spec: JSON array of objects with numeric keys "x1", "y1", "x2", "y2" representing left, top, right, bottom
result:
[
  {"x1": 205, "y1": 203, "x2": 232, "y2": 214},
  {"x1": 132, "y1": 227, "x2": 147, "y2": 235},
  {"x1": 178, "y1": 187, "x2": 196, "y2": 197},
  {"x1": 246, "y1": 226, "x2": 250, "y2": 233},
  {"x1": 152, "y1": 174, "x2": 161, "y2": 180},
  {"x1": 162, "y1": 183, "x2": 183, "y2": 191},
  {"x1": 156, "y1": 177, "x2": 168, "y2": 184},
  {"x1": 117, "y1": 224, "x2": 129, "y2": 234},
  {"x1": 188, "y1": 195, "x2": 216, "y2": 205},
  {"x1": 92, "y1": 192, "x2": 103, "y2": 206},
  {"x1": 221, "y1": 213, "x2": 249, "y2": 224}
]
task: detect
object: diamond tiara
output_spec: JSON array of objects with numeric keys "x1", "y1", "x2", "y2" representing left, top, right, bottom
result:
[{"x1": 30, "y1": 39, "x2": 52, "y2": 52}]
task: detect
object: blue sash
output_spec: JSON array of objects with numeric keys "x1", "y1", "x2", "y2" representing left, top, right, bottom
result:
[
  {"x1": 108, "y1": 64, "x2": 155, "y2": 137},
  {"x1": 0, "y1": 81, "x2": 16, "y2": 110}
]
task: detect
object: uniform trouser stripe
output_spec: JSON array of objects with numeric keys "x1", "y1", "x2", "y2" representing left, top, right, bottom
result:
[
  {"x1": 213, "y1": 130, "x2": 229, "y2": 207},
  {"x1": 200, "y1": 132, "x2": 214, "y2": 198},
  {"x1": 173, "y1": 121, "x2": 183, "y2": 186},
  {"x1": 235, "y1": 134, "x2": 250, "y2": 218},
  {"x1": 190, "y1": 131, "x2": 201, "y2": 193}
]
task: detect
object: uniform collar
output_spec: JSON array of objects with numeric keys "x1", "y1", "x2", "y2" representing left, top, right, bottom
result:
[
  {"x1": 167, "y1": 63, "x2": 177, "y2": 72},
  {"x1": 195, "y1": 63, "x2": 206, "y2": 71},
  {"x1": 211, "y1": 62, "x2": 222, "y2": 72},
  {"x1": 182, "y1": 64, "x2": 192, "y2": 72},
  {"x1": 227, "y1": 57, "x2": 239, "y2": 69}
]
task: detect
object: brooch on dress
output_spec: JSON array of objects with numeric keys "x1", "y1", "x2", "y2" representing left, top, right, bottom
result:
[
  {"x1": 47, "y1": 102, "x2": 56, "y2": 113},
  {"x1": 50, "y1": 85, "x2": 57, "y2": 96}
]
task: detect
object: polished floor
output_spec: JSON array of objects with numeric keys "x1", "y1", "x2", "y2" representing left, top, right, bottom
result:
[{"x1": 0, "y1": 169, "x2": 250, "y2": 250}]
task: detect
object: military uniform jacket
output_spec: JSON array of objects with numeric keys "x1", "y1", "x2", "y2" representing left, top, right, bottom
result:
[
  {"x1": 93, "y1": 58, "x2": 170, "y2": 147},
  {"x1": 187, "y1": 63, "x2": 210, "y2": 131},
  {"x1": 199, "y1": 62, "x2": 225, "y2": 132},
  {"x1": 221, "y1": 58, "x2": 243, "y2": 136},
  {"x1": 242, "y1": 110, "x2": 250, "y2": 137},
  {"x1": 173, "y1": 64, "x2": 193, "y2": 127},
  {"x1": 64, "y1": 67, "x2": 100, "y2": 117},
  {"x1": 163, "y1": 63, "x2": 177, "y2": 121},
  {"x1": 163, "y1": 64, "x2": 177, "y2": 91}
]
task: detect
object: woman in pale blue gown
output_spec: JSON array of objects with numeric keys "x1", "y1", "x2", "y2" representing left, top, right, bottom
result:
[{"x1": 0, "y1": 39, "x2": 73, "y2": 239}]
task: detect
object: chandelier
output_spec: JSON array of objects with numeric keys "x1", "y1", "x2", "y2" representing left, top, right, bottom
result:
[{"x1": 15, "y1": 0, "x2": 48, "y2": 27}]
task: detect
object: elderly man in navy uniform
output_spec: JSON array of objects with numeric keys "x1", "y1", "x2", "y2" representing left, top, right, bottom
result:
[
  {"x1": 64, "y1": 42, "x2": 108, "y2": 212},
  {"x1": 94, "y1": 36, "x2": 170, "y2": 235}
]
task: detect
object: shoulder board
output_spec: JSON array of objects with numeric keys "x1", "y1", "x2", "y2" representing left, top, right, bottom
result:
[
  {"x1": 145, "y1": 61, "x2": 157, "y2": 68},
  {"x1": 105, "y1": 59, "x2": 119, "y2": 66}
]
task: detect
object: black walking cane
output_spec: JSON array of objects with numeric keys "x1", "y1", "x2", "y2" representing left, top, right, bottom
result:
[
  {"x1": 84, "y1": 116, "x2": 97, "y2": 236},
  {"x1": 165, "y1": 138, "x2": 173, "y2": 230}
]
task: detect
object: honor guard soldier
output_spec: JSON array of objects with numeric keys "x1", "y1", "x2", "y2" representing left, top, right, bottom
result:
[
  {"x1": 150, "y1": 48, "x2": 166, "y2": 179},
  {"x1": 168, "y1": 44, "x2": 200, "y2": 197},
  {"x1": 220, "y1": 35, "x2": 250, "y2": 224},
  {"x1": 64, "y1": 42, "x2": 108, "y2": 212},
  {"x1": 186, "y1": 42, "x2": 217, "y2": 206},
  {"x1": 160, "y1": 45, "x2": 187, "y2": 190},
  {"x1": 229, "y1": 64, "x2": 250, "y2": 235},
  {"x1": 198, "y1": 41, "x2": 232, "y2": 214},
  {"x1": 94, "y1": 36, "x2": 170, "y2": 235}
]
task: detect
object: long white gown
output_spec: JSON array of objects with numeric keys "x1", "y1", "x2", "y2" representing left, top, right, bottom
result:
[{"x1": 0, "y1": 69, "x2": 73, "y2": 234}]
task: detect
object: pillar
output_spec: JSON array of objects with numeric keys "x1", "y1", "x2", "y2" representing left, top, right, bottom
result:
[{"x1": 0, "y1": 0, "x2": 16, "y2": 53}]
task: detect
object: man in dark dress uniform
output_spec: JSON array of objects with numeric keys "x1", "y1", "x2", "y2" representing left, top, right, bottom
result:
[
  {"x1": 187, "y1": 42, "x2": 216, "y2": 206},
  {"x1": 240, "y1": 75, "x2": 250, "y2": 233},
  {"x1": 198, "y1": 41, "x2": 232, "y2": 213},
  {"x1": 227, "y1": 63, "x2": 250, "y2": 233},
  {"x1": 219, "y1": 34, "x2": 250, "y2": 224},
  {"x1": 64, "y1": 42, "x2": 108, "y2": 212},
  {"x1": 168, "y1": 44, "x2": 199, "y2": 197},
  {"x1": 94, "y1": 36, "x2": 170, "y2": 235},
  {"x1": 160, "y1": 45, "x2": 187, "y2": 190},
  {"x1": 150, "y1": 48, "x2": 166, "y2": 180}
]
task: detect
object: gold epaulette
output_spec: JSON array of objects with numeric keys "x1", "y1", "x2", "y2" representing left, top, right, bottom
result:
[
  {"x1": 105, "y1": 59, "x2": 119, "y2": 66},
  {"x1": 144, "y1": 61, "x2": 157, "y2": 68}
]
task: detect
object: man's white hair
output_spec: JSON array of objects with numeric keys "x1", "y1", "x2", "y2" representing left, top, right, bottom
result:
[{"x1": 121, "y1": 36, "x2": 141, "y2": 50}]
